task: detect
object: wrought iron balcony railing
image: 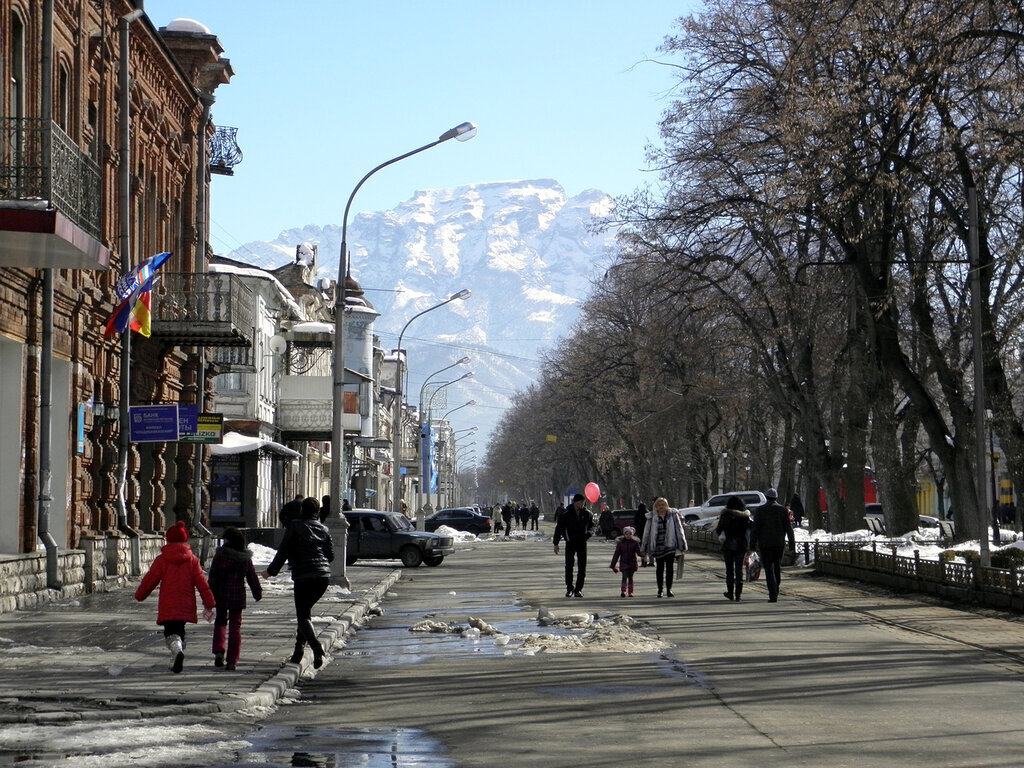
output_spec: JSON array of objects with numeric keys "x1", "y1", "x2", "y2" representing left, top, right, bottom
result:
[
  {"x1": 0, "y1": 117, "x2": 102, "y2": 239},
  {"x1": 209, "y1": 125, "x2": 242, "y2": 176},
  {"x1": 150, "y1": 272, "x2": 255, "y2": 346}
]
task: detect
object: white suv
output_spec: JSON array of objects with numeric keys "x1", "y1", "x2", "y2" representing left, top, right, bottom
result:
[{"x1": 679, "y1": 491, "x2": 768, "y2": 522}]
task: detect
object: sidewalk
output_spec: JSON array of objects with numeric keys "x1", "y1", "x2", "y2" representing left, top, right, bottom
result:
[{"x1": 0, "y1": 563, "x2": 400, "y2": 724}]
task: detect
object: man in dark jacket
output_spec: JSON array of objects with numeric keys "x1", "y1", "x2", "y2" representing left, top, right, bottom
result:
[
  {"x1": 553, "y1": 493, "x2": 594, "y2": 597},
  {"x1": 750, "y1": 488, "x2": 795, "y2": 602}
]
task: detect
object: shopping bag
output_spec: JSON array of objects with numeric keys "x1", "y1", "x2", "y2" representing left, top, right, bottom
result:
[
  {"x1": 675, "y1": 551, "x2": 685, "y2": 579},
  {"x1": 744, "y1": 551, "x2": 761, "y2": 582}
]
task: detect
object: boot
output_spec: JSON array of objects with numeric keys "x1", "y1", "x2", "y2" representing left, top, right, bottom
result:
[
  {"x1": 289, "y1": 641, "x2": 305, "y2": 665},
  {"x1": 735, "y1": 584, "x2": 743, "y2": 602},
  {"x1": 166, "y1": 635, "x2": 185, "y2": 674}
]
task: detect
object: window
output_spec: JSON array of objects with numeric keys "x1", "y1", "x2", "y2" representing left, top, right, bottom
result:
[
  {"x1": 56, "y1": 62, "x2": 70, "y2": 130},
  {"x1": 8, "y1": 12, "x2": 25, "y2": 119}
]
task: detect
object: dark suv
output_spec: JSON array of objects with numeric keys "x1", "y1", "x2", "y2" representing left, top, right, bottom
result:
[
  {"x1": 425, "y1": 507, "x2": 493, "y2": 535},
  {"x1": 343, "y1": 509, "x2": 455, "y2": 568}
]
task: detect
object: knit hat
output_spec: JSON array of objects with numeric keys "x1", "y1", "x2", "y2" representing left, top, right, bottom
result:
[
  {"x1": 623, "y1": 526, "x2": 636, "y2": 537},
  {"x1": 572, "y1": 493, "x2": 586, "y2": 503},
  {"x1": 165, "y1": 520, "x2": 189, "y2": 543},
  {"x1": 765, "y1": 488, "x2": 778, "y2": 500}
]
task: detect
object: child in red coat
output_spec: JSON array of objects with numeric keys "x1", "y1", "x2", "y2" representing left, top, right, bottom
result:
[
  {"x1": 207, "y1": 527, "x2": 262, "y2": 670},
  {"x1": 135, "y1": 521, "x2": 215, "y2": 673},
  {"x1": 610, "y1": 526, "x2": 643, "y2": 597}
]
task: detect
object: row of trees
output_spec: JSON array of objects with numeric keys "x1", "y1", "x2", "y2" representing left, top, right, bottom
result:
[{"x1": 480, "y1": 0, "x2": 1024, "y2": 547}]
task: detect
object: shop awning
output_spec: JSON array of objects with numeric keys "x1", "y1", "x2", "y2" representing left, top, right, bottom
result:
[{"x1": 209, "y1": 432, "x2": 301, "y2": 459}]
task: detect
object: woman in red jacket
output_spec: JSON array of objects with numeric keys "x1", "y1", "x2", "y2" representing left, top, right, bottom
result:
[{"x1": 135, "y1": 521, "x2": 216, "y2": 673}]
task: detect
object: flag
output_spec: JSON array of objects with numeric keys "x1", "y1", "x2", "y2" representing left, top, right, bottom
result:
[
  {"x1": 129, "y1": 283, "x2": 152, "y2": 337},
  {"x1": 104, "y1": 275, "x2": 155, "y2": 338},
  {"x1": 112, "y1": 251, "x2": 172, "y2": 303}
]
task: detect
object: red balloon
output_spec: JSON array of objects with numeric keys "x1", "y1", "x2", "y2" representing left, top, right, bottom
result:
[{"x1": 584, "y1": 482, "x2": 600, "y2": 503}]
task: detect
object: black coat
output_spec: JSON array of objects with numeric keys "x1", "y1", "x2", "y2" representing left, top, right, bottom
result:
[
  {"x1": 751, "y1": 502, "x2": 795, "y2": 550},
  {"x1": 715, "y1": 509, "x2": 751, "y2": 553},
  {"x1": 267, "y1": 518, "x2": 334, "y2": 581},
  {"x1": 553, "y1": 506, "x2": 594, "y2": 546}
]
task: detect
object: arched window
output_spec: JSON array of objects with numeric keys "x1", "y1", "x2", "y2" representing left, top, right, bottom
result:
[
  {"x1": 8, "y1": 11, "x2": 26, "y2": 119},
  {"x1": 56, "y1": 61, "x2": 70, "y2": 130}
]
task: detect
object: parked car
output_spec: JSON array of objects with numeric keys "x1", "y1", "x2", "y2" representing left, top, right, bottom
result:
[
  {"x1": 343, "y1": 509, "x2": 455, "y2": 567},
  {"x1": 605, "y1": 509, "x2": 641, "y2": 538},
  {"x1": 678, "y1": 491, "x2": 769, "y2": 522},
  {"x1": 424, "y1": 507, "x2": 493, "y2": 535}
]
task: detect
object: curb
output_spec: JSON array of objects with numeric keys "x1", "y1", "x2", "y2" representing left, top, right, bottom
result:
[{"x1": 1, "y1": 570, "x2": 402, "y2": 724}]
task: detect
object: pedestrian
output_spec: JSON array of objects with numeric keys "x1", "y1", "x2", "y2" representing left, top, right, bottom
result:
[
  {"x1": 789, "y1": 493, "x2": 804, "y2": 528},
  {"x1": 262, "y1": 496, "x2": 334, "y2": 668},
  {"x1": 553, "y1": 492, "x2": 595, "y2": 597},
  {"x1": 639, "y1": 497, "x2": 687, "y2": 598},
  {"x1": 492, "y1": 503, "x2": 503, "y2": 533},
  {"x1": 134, "y1": 520, "x2": 216, "y2": 674},
  {"x1": 553, "y1": 502, "x2": 566, "y2": 525},
  {"x1": 319, "y1": 495, "x2": 331, "y2": 523},
  {"x1": 280, "y1": 494, "x2": 303, "y2": 527},
  {"x1": 716, "y1": 496, "x2": 751, "y2": 601},
  {"x1": 633, "y1": 502, "x2": 648, "y2": 542},
  {"x1": 501, "y1": 501, "x2": 513, "y2": 537},
  {"x1": 341, "y1": 498, "x2": 352, "y2": 512},
  {"x1": 207, "y1": 526, "x2": 263, "y2": 670},
  {"x1": 610, "y1": 525, "x2": 643, "y2": 597},
  {"x1": 598, "y1": 504, "x2": 615, "y2": 540},
  {"x1": 750, "y1": 488, "x2": 796, "y2": 602},
  {"x1": 530, "y1": 502, "x2": 540, "y2": 531}
]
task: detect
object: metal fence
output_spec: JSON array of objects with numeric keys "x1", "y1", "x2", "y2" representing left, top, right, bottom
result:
[{"x1": 0, "y1": 117, "x2": 102, "y2": 239}]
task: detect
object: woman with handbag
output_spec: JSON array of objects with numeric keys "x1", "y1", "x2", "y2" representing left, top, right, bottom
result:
[
  {"x1": 716, "y1": 496, "x2": 751, "y2": 601},
  {"x1": 640, "y1": 497, "x2": 687, "y2": 598}
]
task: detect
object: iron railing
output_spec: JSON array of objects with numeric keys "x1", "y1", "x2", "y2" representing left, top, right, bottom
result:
[
  {"x1": 150, "y1": 272, "x2": 255, "y2": 346},
  {"x1": 209, "y1": 125, "x2": 242, "y2": 176},
  {"x1": 0, "y1": 117, "x2": 102, "y2": 239}
]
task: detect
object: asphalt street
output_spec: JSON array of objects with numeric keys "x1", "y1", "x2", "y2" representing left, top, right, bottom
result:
[{"x1": 249, "y1": 531, "x2": 1024, "y2": 768}]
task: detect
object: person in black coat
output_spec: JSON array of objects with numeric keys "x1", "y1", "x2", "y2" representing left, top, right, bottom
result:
[
  {"x1": 633, "y1": 503, "x2": 648, "y2": 542},
  {"x1": 716, "y1": 496, "x2": 751, "y2": 601},
  {"x1": 553, "y1": 494, "x2": 594, "y2": 597},
  {"x1": 789, "y1": 493, "x2": 805, "y2": 529},
  {"x1": 750, "y1": 488, "x2": 795, "y2": 603},
  {"x1": 263, "y1": 497, "x2": 334, "y2": 668}
]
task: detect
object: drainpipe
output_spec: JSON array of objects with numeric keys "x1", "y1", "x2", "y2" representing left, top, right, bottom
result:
[
  {"x1": 36, "y1": 0, "x2": 61, "y2": 589},
  {"x1": 193, "y1": 94, "x2": 215, "y2": 561},
  {"x1": 117, "y1": 8, "x2": 145, "y2": 577}
]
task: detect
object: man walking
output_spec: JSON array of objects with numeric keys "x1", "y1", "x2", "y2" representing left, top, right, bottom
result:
[
  {"x1": 750, "y1": 488, "x2": 795, "y2": 602},
  {"x1": 553, "y1": 493, "x2": 594, "y2": 597}
]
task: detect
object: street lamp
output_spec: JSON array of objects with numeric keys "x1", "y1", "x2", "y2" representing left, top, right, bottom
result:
[
  {"x1": 330, "y1": 121, "x2": 477, "y2": 587},
  {"x1": 440, "y1": 400, "x2": 476, "y2": 422},
  {"x1": 418, "y1": 357, "x2": 471, "y2": 417},
  {"x1": 391, "y1": 289, "x2": 470, "y2": 516}
]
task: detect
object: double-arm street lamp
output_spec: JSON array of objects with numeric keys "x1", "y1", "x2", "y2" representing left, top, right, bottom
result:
[
  {"x1": 330, "y1": 122, "x2": 476, "y2": 586},
  {"x1": 440, "y1": 400, "x2": 476, "y2": 423},
  {"x1": 391, "y1": 289, "x2": 470, "y2": 516}
]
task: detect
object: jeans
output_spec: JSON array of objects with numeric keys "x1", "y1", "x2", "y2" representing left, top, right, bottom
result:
[
  {"x1": 654, "y1": 553, "x2": 675, "y2": 593},
  {"x1": 563, "y1": 541, "x2": 587, "y2": 592},
  {"x1": 759, "y1": 546, "x2": 784, "y2": 598},
  {"x1": 723, "y1": 549, "x2": 745, "y2": 596}
]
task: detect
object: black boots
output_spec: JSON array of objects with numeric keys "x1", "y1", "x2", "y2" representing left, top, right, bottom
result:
[{"x1": 289, "y1": 641, "x2": 305, "y2": 665}]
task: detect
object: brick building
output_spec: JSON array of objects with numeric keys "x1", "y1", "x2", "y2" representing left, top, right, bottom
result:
[{"x1": 0, "y1": 0, "x2": 240, "y2": 609}]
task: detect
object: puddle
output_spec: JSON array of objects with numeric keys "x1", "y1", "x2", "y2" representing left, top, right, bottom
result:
[{"x1": 228, "y1": 725, "x2": 453, "y2": 767}]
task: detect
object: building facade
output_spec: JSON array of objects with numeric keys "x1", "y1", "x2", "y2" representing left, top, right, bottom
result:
[{"x1": 0, "y1": 0, "x2": 237, "y2": 608}]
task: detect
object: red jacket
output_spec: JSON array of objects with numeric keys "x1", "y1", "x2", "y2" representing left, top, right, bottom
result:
[{"x1": 135, "y1": 542, "x2": 215, "y2": 624}]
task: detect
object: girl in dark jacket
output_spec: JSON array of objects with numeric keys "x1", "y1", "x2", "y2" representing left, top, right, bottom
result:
[
  {"x1": 208, "y1": 527, "x2": 262, "y2": 670},
  {"x1": 609, "y1": 526, "x2": 643, "y2": 597},
  {"x1": 716, "y1": 496, "x2": 751, "y2": 601},
  {"x1": 264, "y1": 497, "x2": 334, "y2": 668}
]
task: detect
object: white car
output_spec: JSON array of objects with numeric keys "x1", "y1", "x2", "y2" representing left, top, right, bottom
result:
[{"x1": 679, "y1": 491, "x2": 769, "y2": 522}]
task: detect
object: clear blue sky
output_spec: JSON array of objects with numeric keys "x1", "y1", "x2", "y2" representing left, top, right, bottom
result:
[{"x1": 144, "y1": 1, "x2": 698, "y2": 254}]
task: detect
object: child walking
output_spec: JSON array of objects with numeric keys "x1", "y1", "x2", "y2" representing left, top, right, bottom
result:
[
  {"x1": 134, "y1": 521, "x2": 216, "y2": 673},
  {"x1": 610, "y1": 525, "x2": 643, "y2": 597},
  {"x1": 208, "y1": 527, "x2": 263, "y2": 670}
]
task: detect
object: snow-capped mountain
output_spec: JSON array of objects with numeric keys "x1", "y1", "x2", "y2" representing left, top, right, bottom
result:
[{"x1": 226, "y1": 178, "x2": 618, "y2": 447}]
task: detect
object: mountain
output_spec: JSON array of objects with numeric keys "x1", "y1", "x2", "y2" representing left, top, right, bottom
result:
[{"x1": 226, "y1": 178, "x2": 619, "y2": 448}]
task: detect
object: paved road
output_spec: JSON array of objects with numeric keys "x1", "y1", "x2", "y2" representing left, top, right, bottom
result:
[{"x1": 234, "y1": 534, "x2": 1024, "y2": 768}]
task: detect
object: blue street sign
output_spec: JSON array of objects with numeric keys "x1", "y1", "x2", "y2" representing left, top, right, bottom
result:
[
  {"x1": 129, "y1": 404, "x2": 179, "y2": 442},
  {"x1": 178, "y1": 404, "x2": 198, "y2": 435}
]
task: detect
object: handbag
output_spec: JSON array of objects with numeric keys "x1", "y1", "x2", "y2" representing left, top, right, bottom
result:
[{"x1": 744, "y1": 551, "x2": 761, "y2": 582}]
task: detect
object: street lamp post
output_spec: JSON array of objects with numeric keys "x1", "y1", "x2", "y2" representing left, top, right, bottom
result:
[
  {"x1": 391, "y1": 289, "x2": 470, "y2": 518},
  {"x1": 331, "y1": 122, "x2": 476, "y2": 587}
]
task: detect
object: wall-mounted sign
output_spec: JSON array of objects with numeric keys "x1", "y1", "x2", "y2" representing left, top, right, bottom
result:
[
  {"x1": 129, "y1": 404, "x2": 179, "y2": 443},
  {"x1": 180, "y1": 412, "x2": 224, "y2": 444}
]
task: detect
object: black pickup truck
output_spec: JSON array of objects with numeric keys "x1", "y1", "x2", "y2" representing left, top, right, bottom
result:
[{"x1": 343, "y1": 509, "x2": 455, "y2": 567}]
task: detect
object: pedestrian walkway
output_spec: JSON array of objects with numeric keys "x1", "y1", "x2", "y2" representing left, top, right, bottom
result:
[{"x1": 0, "y1": 564, "x2": 400, "y2": 724}]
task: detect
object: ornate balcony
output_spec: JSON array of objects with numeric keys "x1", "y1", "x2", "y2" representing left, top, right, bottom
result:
[
  {"x1": 0, "y1": 117, "x2": 108, "y2": 269},
  {"x1": 150, "y1": 272, "x2": 255, "y2": 346},
  {"x1": 209, "y1": 125, "x2": 242, "y2": 176}
]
